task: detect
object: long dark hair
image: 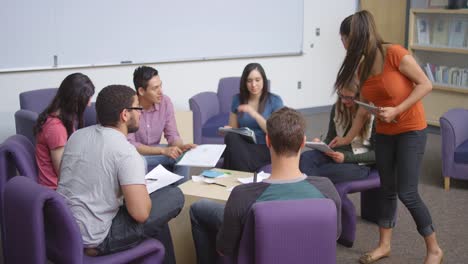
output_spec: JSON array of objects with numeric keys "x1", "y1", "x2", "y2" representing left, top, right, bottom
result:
[
  {"x1": 334, "y1": 10, "x2": 385, "y2": 92},
  {"x1": 239, "y1": 63, "x2": 270, "y2": 114},
  {"x1": 34, "y1": 73, "x2": 95, "y2": 138}
]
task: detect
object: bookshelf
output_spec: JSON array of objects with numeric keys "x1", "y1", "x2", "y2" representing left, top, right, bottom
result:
[{"x1": 409, "y1": 8, "x2": 468, "y2": 126}]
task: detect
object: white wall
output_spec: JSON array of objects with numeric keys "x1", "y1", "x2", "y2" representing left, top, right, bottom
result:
[{"x1": 0, "y1": 0, "x2": 357, "y2": 142}]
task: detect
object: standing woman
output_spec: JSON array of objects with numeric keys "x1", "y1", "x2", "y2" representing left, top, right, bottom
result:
[
  {"x1": 300, "y1": 14, "x2": 375, "y2": 184},
  {"x1": 34, "y1": 73, "x2": 95, "y2": 190},
  {"x1": 330, "y1": 11, "x2": 443, "y2": 264},
  {"x1": 222, "y1": 63, "x2": 283, "y2": 172}
]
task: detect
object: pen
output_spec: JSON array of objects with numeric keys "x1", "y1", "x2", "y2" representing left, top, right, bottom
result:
[
  {"x1": 212, "y1": 182, "x2": 227, "y2": 187},
  {"x1": 146, "y1": 178, "x2": 158, "y2": 181}
]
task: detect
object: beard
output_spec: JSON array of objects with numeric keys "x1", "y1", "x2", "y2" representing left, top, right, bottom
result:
[{"x1": 127, "y1": 116, "x2": 139, "y2": 133}]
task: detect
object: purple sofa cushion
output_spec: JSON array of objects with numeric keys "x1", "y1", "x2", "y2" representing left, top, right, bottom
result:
[
  {"x1": 454, "y1": 139, "x2": 468, "y2": 164},
  {"x1": 202, "y1": 114, "x2": 230, "y2": 138}
]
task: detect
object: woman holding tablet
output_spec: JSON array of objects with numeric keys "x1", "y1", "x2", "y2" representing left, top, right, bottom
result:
[
  {"x1": 330, "y1": 11, "x2": 443, "y2": 264},
  {"x1": 300, "y1": 15, "x2": 375, "y2": 184},
  {"x1": 222, "y1": 63, "x2": 283, "y2": 172}
]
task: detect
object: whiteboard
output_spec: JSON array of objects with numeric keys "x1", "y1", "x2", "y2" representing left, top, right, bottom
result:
[{"x1": 0, "y1": 0, "x2": 304, "y2": 71}]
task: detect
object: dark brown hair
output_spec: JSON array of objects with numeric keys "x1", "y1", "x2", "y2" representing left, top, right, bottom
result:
[
  {"x1": 96, "y1": 85, "x2": 135, "y2": 127},
  {"x1": 133, "y1": 66, "x2": 159, "y2": 91},
  {"x1": 239, "y1": 63, "x2": 270, "y2": 114},
  {"x1": 34, "y1": 73, "x2": 95, "y2": 138},
  {"x1": 334, "y1": 10, "x2": 385, "y2": 92},
  {"x1": 266, "y1": 107, "x2": 305, "y2": 157}
]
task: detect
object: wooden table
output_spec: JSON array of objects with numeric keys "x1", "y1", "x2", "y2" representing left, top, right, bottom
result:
[{"x1": 168, "y1": 169, "x2": 252, "y2": 264}]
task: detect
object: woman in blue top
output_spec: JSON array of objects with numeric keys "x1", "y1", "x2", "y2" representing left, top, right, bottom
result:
[{"x1": 222, "y1": 63, "x2": 284, "y2": 172}]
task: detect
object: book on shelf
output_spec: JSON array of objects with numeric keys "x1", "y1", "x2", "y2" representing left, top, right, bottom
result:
[
  {"x1": 461, "y1": 69, "x2": 468, "y2": 87},
  {"x1": 416, "y1": 16, "x2": 430, "y2": 45},
  {"x1": 449, "y1": 67, "x2": 461, "y2": 86},
  {"x1": 218, "y1": 127, "x2": 257, "y2": 144},
  {"x1": 448, "y1": 17, "x2": 468, "y2": 47},
  {"x1": 425, "y1": 62, "x2": 468, "y2": 88},
  {"x1": 432, "y1": 16, "x2": 449, "y2": 46},
  {"x1": 424, "y1": 63, "x2": 435, "y2": 82}
]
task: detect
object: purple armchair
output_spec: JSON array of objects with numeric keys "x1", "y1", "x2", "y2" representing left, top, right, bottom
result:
[
  {"x1": 220, "y1": 199, "x2": 337, "y2": 264},
  {"x1": 335, "y1": 169, "x2": 381, "y2": 247},
  {"x1": 15, "y1": 88, "x2": 97, "y2": 144},
  {"x1": 0, "y1": 134, "x2": 39, "y2": 262},
  {"x1": 3, "y1": 176, "x2": 165, "y2": 264},
  {"x1": 189, "y1": 77, "x2": 240, "y2": 144},
  {"x1": 260, "y1": 165, "x2": 381, "y2": 248},
  {"x1": 440, "y1": 108, "x2": 468, "y2": 190}
]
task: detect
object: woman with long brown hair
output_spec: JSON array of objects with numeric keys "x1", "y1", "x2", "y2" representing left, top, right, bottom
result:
[
  {"x1": 34, "y1": 73, "x2": 95, "y2": 190},
  {"x1": 222, "y1": 62, "x2": 283, "y2": 172},
  {"x1": 330, "y1": 11, "x2": 443, "y2": 264},
  {"x1": 300, "y1": 15, "x2": 375, "y2": 186}
]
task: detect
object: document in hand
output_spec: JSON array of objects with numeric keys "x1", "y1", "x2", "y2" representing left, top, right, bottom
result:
[
  {"x1": 354, "y1": 100, "x2": 397, "y2": 123},
  {"x1": 305, "y1": 141, "x2": 334, "y2": 153},
  {"x1": 218, "y1": 127, "x2": 256, "y2": 144},
  {"x1": 354, "y1": 100, "x2": 379, "y2": 113},
  {"x1": 145, "y1": 164, "x2": 184, "y2": 194},
  {"x1": 176, "y1": 144, "x2": 226, "y2": 167}
]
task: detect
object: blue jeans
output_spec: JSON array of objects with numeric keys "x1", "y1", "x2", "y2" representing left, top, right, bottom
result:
[
  {"x1": 299, "y1": 150, "x2": 371, "y2": 184},
  {"x1": 190, "y1": 199, "x2": 225, "y2": 264},
  {"x1": 376, "y1": 129, "x2": 434, "y2": 237},
  {"x1": 143, "y1": 145, "x2": 190, "y2": 181}
]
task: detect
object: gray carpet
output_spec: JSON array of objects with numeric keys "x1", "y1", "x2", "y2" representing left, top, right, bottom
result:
[{"x1": 302, "y1": 110, "x2": 468, "y2": 264}]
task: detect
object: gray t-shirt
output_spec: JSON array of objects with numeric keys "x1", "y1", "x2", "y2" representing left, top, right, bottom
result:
[{"x1": 57, "y1": 125, "x2": 146, "y2": 247}]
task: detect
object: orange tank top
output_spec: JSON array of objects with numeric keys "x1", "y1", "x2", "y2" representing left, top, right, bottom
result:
[{"x1": 361, "y1": 45, "x2": 427, "y2": 135}]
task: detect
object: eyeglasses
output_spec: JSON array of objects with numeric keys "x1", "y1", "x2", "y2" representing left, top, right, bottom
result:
[
  {"x1": 337, "y1": 92, "x2": 356, "y2": 101},
  {"x1": 125, "y1": 106, "x2": 143, "y2": 112}
]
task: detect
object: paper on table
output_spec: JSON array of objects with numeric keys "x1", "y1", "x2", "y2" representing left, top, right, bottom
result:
[
  {"x1": 237, "y1": 171, "x2": 271, "y2": 184},
  {"x1": 145, "y1": 165, "x2": 184, "y2": 194},
  {"x1": 305, "y1": 141, "x2": 333, "y2": 153},
  {"x1": 176, "y1": 144, "x2": 226, "y2": 167}
]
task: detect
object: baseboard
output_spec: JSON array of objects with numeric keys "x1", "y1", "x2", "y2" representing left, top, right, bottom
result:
[{"x1": 426, "y1": 125, "x2": 440, "y2": 135}]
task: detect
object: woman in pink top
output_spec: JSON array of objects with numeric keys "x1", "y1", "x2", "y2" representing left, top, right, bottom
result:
[{"x1": 34, "y1": 73, "x2": 95, "y2": 189}]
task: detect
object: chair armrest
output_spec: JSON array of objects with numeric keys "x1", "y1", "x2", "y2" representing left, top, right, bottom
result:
[
  {"x1": 440, "y1": 108, "x2": 468, "y2": 175},
  {"x1": 189, "y1": 92, "x2": 220, "y2": 144},
  {"x1": 15, "y1": 109, "x2": 39, "y2": 145},
  {"x1": 4, "y1": 176, "x2": 50, "y2": 264}
]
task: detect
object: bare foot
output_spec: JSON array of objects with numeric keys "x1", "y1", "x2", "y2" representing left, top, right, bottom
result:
[
  {"x1": 84, "y1": 247, "x2": 99, "y2": 256},
  {"x1": 424, "y1": 249, "x2": 443, "y2": 264},
  {"x1": 359, "y1": 245, "x2": 391, "y2": 264}
]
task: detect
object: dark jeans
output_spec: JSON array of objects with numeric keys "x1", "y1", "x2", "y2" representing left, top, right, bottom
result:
[
  {"x1": 299, "y1": 150, "x2": 371, "y2": 184},
  {"x1": 376, "y1": 129, "x2": 434, "y2": 236},
  {"x1": 97, "y1": 186, "x2": 185, "y2": 263},
  {"x1": 190, "y1": 199, "x2": 225, "y2": 264},
  {"x1": 222, "y1": 133, "x2": 270, "y2": 172}
]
